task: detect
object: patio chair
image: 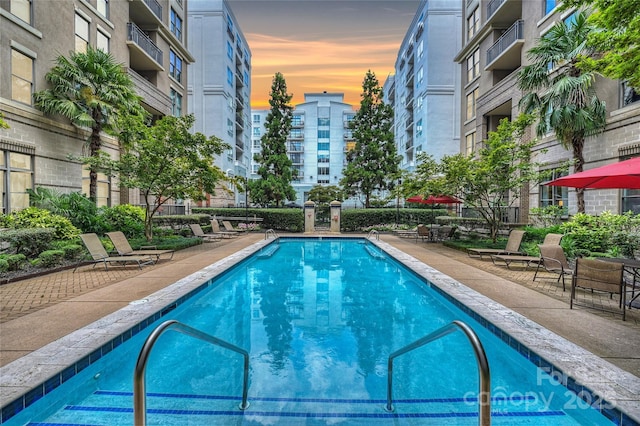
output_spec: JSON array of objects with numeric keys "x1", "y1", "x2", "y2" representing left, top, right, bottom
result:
[
  {"x1": 467, "y1": 229, "x2": 525, "y2": 259},
  {"x1": 433, "y1": 225, "x2": 456, "y2": 242},
  {"x1": 210, "y1": 220, "x2": 238, "y2": 238},
  {"x1": 542, "y1": 233, "x2": 564, "y2": 246},
  {"x1": 415, "y1": 224, "x2": 431, "y2": 242},
  {"x1": 189, "y1": 223, "x2": 222, "y2": 242},
  {"x1": 533, "y1": 244, "x2": 574, "y2": 290},
  {"x1": 75, "y1": 233, "x2": 153, "y2": 272},
  {"x1": 106, "y1": 231, "x2": 174, "y2": 263},
  {"x1": 570, "y1": 258, "x2": 626, "y2": 321},
  {"x1": 222, "y1": 220, "x2": 241, "y2": 234}
]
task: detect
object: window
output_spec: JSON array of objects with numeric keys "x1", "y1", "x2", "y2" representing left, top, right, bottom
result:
[
  {"x1": 318, "y1": 118, "x2": 330, "y2": 126},
  {"x1": 545, "y1": 0, "x2": 557, "y2": 15},
  {"x1": 170, "y1": 89, "x2": 182, "y2": 116},
  {"x1": 75, "y1": 13, "x2": 90, "y2": 52},
  {"x1": 97, "y1": 0, "x2": 108, "y2": 18},
  {"x1": 11, "y1": 49, "x2": 33, "y2": 105},
  {"x1": 11, "y1": 0, "x2": 32, "y2": 24},
  {"x1": 252, "y1": 127, "x2": 261, "y2": 136},
  {"x1": 227, "y1": 67, "x2": 233, "y2": 85},
  {"x1": 169, "y1": 50, "x2": 182, "y2": 82},
  {"x1": 252, "y1": 114, "x2": 261, "y2": 123},
  {"x1": 416, "y1": 119, "x2": 423, "y2": 137},
  {"x1": 170, "y1": 8, "x2": 182, "y2": 41},
  {"x1": 417, "y1": 66, "x2": 424, "y2": 88},
  {"x1": 466, "y1": 87, "x2": 479, "y2": 120},
  {"x1": 227, "y1": 118, "x2": 234, "y2": 137},
  {"x1": 226, "y1": 41, "x2": 233, "y2": 60},
  {"x1": 622, "y1": 81, "x2": 640, "y2": 107},
  {"x1": 96, "y1": 30, "x2": 109, "y2": 52},
  {"x1": 563, "y1": 12, "x2": 577, "y2": 27},
  {"x1": 318, "y1": 153, "x2": 329, "y2": 163},
  {"x1": 467, "y1": 49, "x2": 480, "y2": 82},
  {"x1": 318, "y1": 130, "x2": 330, "y2": 139},
  {"x1": 290, "y1": 129, "x2": 303, "y2": 139},
  {"x1": 253, "y1": 140, "x2": 261, "y2": 149},
  {"x1": 417, "y1": 40, "x2": 424, "y2": 59},
  {"x1": 467, "y1": 7, "x2": 480, "y2": 41},
  {"x1": 292, "y1": 115, "x2": 304, "y2": 126},
  {"x1": 318, "y1": 142, "x2": 330, "y2": 151},
  {"x1": 539, "y1": 169, "x2": 568, "y2": 208},
  {"x1": 622, "y1": 189, "x2": 640, "y2": 214},
  {"x1": 465, "y1": 132, "x2": 476, "y2": 156},
  {"x1": 244, "y1": 71, "x2": 249, "y2": 85},
  {"x1": 317, "y1": 167, "x2": 330, "y2": 176},
  {"x1": 416, "y1": 95, "x2": 423, "y2": 110},
  {"x1": 1, "y1": 150, "x2": 34, "y2": 213}
]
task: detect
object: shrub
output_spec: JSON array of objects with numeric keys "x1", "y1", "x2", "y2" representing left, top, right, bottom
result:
[
  {"x1": 100, "y1": 204, "x2": 145, "y2": 238},
  {"x1": 50, "y1": 240, "x2": 84, "y2": 260},
  {"x1": 0, "y1": 253, "x2": 27, "y2": 271},
  {"x1": 10, "y1": 207, "x2": 80, "y2": 240},
  {"x1": 0, "y1": 258, "x2": 8, "y2": 273},
  {"x1": 0, "y1": 228, "x2": 56, "y2": 257},
  {"x1": 37, "y1": 250, "x2": 65, "y2": 267}
]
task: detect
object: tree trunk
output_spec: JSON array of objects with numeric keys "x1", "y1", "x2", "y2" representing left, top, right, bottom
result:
[
  {"x1": 572, "y1": 135, "x2": 586, "y2": 213},
  {"x1": 88, "y1": 118, "x2": 103, "y2": 203}
]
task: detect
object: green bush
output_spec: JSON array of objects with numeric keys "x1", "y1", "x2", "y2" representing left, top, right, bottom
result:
[
  {"x1": 100, "y1": 204, "x2": 145, "y2": 238},
  {"x1": 340, "y1": 208, "x2": 448, "y2": 232},
  {"x1": 191, "y1": 208, "x2": 305, "y2": 232},
  {"x1": 0, "y1": 213, "x2": 13, "y2": 228},
  {"x1": 560, "y1": 211, "x2": 640, "y2": 256},
  {"x1": 50, "y1": 240, "x2": 84, "y2": 260},
  {"x1": 0, "y1": 258, "x2": 8, "y2": 273},
  {"x1": 10, "y1": 207, "x2": 80, "y2": 240},
  {"x1": 0, "y1": 228, "x2": 56, "y2": 257},
  {"x1": 37, "y1": 250, "x2": 65, "y2": 267},
  {"x1": 0, "y1": 253, "x2": 27, "y2": 271}
]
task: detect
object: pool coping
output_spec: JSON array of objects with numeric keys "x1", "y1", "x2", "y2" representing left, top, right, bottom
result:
[{"x1": 1, "y1": 236, "x2": 639, "y2": 424}]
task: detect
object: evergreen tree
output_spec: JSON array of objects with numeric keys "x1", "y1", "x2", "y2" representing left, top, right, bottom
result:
[
  {"x1": 341, "y1": 70, "x2": 399, "y2": 208},
  {"x1": 249, "y1": 72, "x2": 296, "y2": 207}
]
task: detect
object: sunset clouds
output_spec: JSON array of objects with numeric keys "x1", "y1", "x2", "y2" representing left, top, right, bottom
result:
[{"x1": 229, "y1": 1, "x2": 419, "y2": 108}]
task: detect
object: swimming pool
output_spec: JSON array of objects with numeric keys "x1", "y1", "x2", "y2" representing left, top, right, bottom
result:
[{"x1": 1, "y1": 237, "x2": 637, "y2": 425}]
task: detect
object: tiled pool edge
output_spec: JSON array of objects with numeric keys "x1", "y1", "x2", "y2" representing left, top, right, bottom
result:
[
  {"x1": 373, "y1": 239, "x2": 640, "y2": 426},
  {"x1": 0, "y1": 239, "x2": 272, "y2": 423}
]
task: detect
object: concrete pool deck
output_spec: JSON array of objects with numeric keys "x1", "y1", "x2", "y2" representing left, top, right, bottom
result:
[{"x1": 1, "y1": 232, "x2": 639, "y2": 422}]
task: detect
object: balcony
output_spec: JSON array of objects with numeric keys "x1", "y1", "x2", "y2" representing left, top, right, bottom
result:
[
  {"x1": 486, "y1": 0, "x2": 521, "y2": 27},
  {"x1": 126, "y1": 68, "x2": 170, "y2": 116},
  {"x1": 486, "y1": 20, "x2": 524, "y2": 71},
  {"x1": 288, "y1": 143, "x2": 304, "y2": 152},
  {"x1": 291, "y1": 119, "x2": 304, "y2": 127},
  {"x1": 129, "y1": 0, "x2": 162, "y2": 26},
  {"x1": 127, "y1": 23, "x2": 163, "y2": 71},
  {"x1": 289, "y1": 132, "x2": 304, "y2": 140},
  {"x1": 405, "y1": 117, "x2": 413, "y2": 130},
  {"x1": 236, "y1": 113, "x2": 245, "y2": 128}
]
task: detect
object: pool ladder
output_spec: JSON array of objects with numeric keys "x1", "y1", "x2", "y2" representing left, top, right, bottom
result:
[
  {"x1": 386, "y1": 320, "x2": 491, "y2": 426},
  {"x1": 133, "y1": 320, "x2": 250, "y2": 426},
  {"x1": 367, "y1": 229, "x2": 379, "y2": 240},
  {"x1": 265, "y1": 228, "x2": 279, "y2": 239}
]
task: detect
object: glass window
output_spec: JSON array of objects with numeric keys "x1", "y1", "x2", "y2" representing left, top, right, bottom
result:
[
  {"x1": 622, "y1": 189, "x2": 640, "y2": 214},
  {"x1": 75, "y1": 13, "x2": 90, "y2": 52},
  {"x1": 169, "y1": 50, "x2": 182, "y2": 82},
  {"x1": 318, "y1": 142, "x2": 330, "y2": 151},
  {"x1": 97, "y1": 30, "x2": 109, "y2": 52},
  {"x1": 318, "y1": 153, "x2": 329, "y2": 163},
  {"x1": 170, "y1": 8, "x2": 182, "y2": 41},
  {"x1": 253, "y1": 114, "x2": 261, "y2": 123},
  {"x1": 292, "y1": 115, "x2": 304, "y2": 126},
  {"x1": 467, "y1": 7, "x2": 479, "y2": 41},
  {"x1": 545, "y1": 0, "x2": 557, "y2": 15},
  {"x1": 318, "y1": 130, "x2": 330, "y2": 139},
  {"x1": 170, "y1": 89, "x2": 182, "y2": 116},
  {"x1": 318, "y1": 118, "x2": 330, "y2": 126},
  {"x1": 227, "y1": 118, "x2": 233, "y2": 137},
  {"x1": 563, "y1": 12, "x2": 577, "y2": 27},
  {"x1": 466, "y1": 88, "x2": 479, "y2": 120},
  {"x1": 226, "y1": 41, "x2": 233, "y2": 60},
  {"x1": 11, "y1": 49, "x2": 33, "y2": 105},
  {"x1": 227, "y1": 67, "x2": 233, "y2": 85},
  {"x1": 417, "y1": 40, "x2": 424, "y2": 59},
  {"x1": 97, "y1": 0, "x2": 108, "y2": 18},
  {"x1": 539, "y1": 169, "x2": 568, "y2": 208},
  {"x1": 252, "y1": 127, "x2": 261, "y2": 136},
  {"x1": 416, "y1": 119, "x2": 423, "y2": 137},
  {"x1": 622, "y1": 81, "x2": 640, "y2": 107},
  {"x1": 467, "y1": 49, "x2": 480, "y2": 82},
  {"x1": 317, "y1": 167, "x2": 330, "y2": 176},
  {"x1": 417, "y1": 66, "x2": 424, "y2": 88},
  {"x1": 466, "y1": 132, "x2": 476, "y2": 156},
  {"x1": 11, "y1": 0, "x2": 31, "y2": 24}
]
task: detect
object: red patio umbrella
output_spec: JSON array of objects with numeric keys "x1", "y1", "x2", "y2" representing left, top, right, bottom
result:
[
  {"x1": 546, "y1": 157, "x2": 640, "y2": 189},
  {"x1": 406, "y1": 195, "x2": 461, "y2": 204}
]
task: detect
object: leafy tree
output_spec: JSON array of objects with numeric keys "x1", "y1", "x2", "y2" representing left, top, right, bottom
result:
[
  {"x1": 306, "y1": 185, "x2": 344, "y2": 205},
  {"x1": 94, "y1": 114, "x2": 228, "y2": 241},
  {"x1": 561, "y1": 0, "x2": 640, "y2": 89},
  {"x1": 517, "y1": 12, "x2": 607, "y2": 213},
  {"x1": 33, "y1": 46, "x2": 145, "y2": 202},
  {"x1": 250, "y1": 72, "x2": 296, "y2": 207},
  {"x1": 341, "y1": 70, "x2": 400, "y2": 208},
  {"x1": 411, "y1": 115, "x2": 550, "y2": 242}
]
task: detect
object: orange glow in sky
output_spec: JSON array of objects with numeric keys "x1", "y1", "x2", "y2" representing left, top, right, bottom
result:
[{"x1": 229, "y1": 1, "x2": 419, "y2": 109}]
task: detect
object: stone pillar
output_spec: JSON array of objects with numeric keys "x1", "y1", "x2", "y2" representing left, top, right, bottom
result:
[
  {"x1": 330, "y1": 200, "x2": 342, "y2": 233},
  {"x1": 304, "y1": 201, "x2": 316, "y2": 233}
]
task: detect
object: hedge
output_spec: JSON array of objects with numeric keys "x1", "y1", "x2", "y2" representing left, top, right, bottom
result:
[{"x1": 192, "y1": 208, "x2": 304, "y2": 232}]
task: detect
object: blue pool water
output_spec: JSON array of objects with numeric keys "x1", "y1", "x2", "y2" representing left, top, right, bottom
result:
[{"x1": 3, "y1": 238, "x2": 620, "y2": 425}]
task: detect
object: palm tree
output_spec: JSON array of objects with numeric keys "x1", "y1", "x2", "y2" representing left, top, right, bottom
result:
[
  {"x1": 33, "y1": 46, "x2": 145, "y2": 202},
  {"x1": 517, "y1": 12, "x2": 606, "y2": 213}
]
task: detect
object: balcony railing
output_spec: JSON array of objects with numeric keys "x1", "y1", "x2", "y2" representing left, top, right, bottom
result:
[
  {"x1": 143, "y1": 0, "x2": 162, "y2": 20},
  {"x1": 127, "y1": 23, "x2": 163, "y2": 66},
  {"x1": 486, "y1": 20, "x2": 524, "y2": 66},
  {"x1": 487, "y1": 0, "x2": 506, "y2": 20}
]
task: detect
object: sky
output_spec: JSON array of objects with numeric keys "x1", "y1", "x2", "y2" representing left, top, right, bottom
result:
[{"x1": 227, "y1": 0, "x2": 420, "y2": 109}]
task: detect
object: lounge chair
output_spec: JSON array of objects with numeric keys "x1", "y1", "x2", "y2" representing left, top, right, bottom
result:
[
  {"x1": 491, "y1": 233, "x2": 564, "y2": 270},
  {"x1": 533, "y1": 244, "x2": 574, "y2": 290},
  {"x1": 570, "y1": 258, "x2": 626, "y2": 320},
  {"x1": 210, "y1": 220, "x2": 238, "y2": 238},
  {"x1": 467, "y1": 229, "x2": 525, "y2": 259},
  {"x1": 222, "y1": 220, "x2": 241, "y2": 234},
  {"x1": 189, "y1": 223, "x2": 222, "y2": 242},
  {"x1": 75, "y1": 233, "x2": 153, "y2": 271},
  {"x1": 106, "y1": 231, "x2": 174, "y2": 263}
]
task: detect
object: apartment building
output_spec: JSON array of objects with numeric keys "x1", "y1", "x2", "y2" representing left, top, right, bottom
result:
[
  {"x1": 0, "y1": 0, "x2": 193, "y2": 212},
  {"x1": 187, "y1": 0, "x2": 251, "y2": 207},
  {"x1": 251, "y1": 92, "x2": 356, "y2": 206},
  {"x1": 455, "y1": 0, "x2": 640, "y2": 218},
  {"x1": 387, "y1": 0, "x2": 462, "y2": 172}
]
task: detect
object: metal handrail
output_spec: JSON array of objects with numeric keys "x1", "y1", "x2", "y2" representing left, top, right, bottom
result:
[
  {"x1": 134, "y1": 320, "x2": 250, "y2": 425},
  {"x1": 386, "y1": 320, "x2": 491, "y2": 426},
  {"x1": 265, "y1": 229, "x2": 279, "y2": 240},
  {"x1": 367, "y1": 229, "x2": 379, "y2": 240}
]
